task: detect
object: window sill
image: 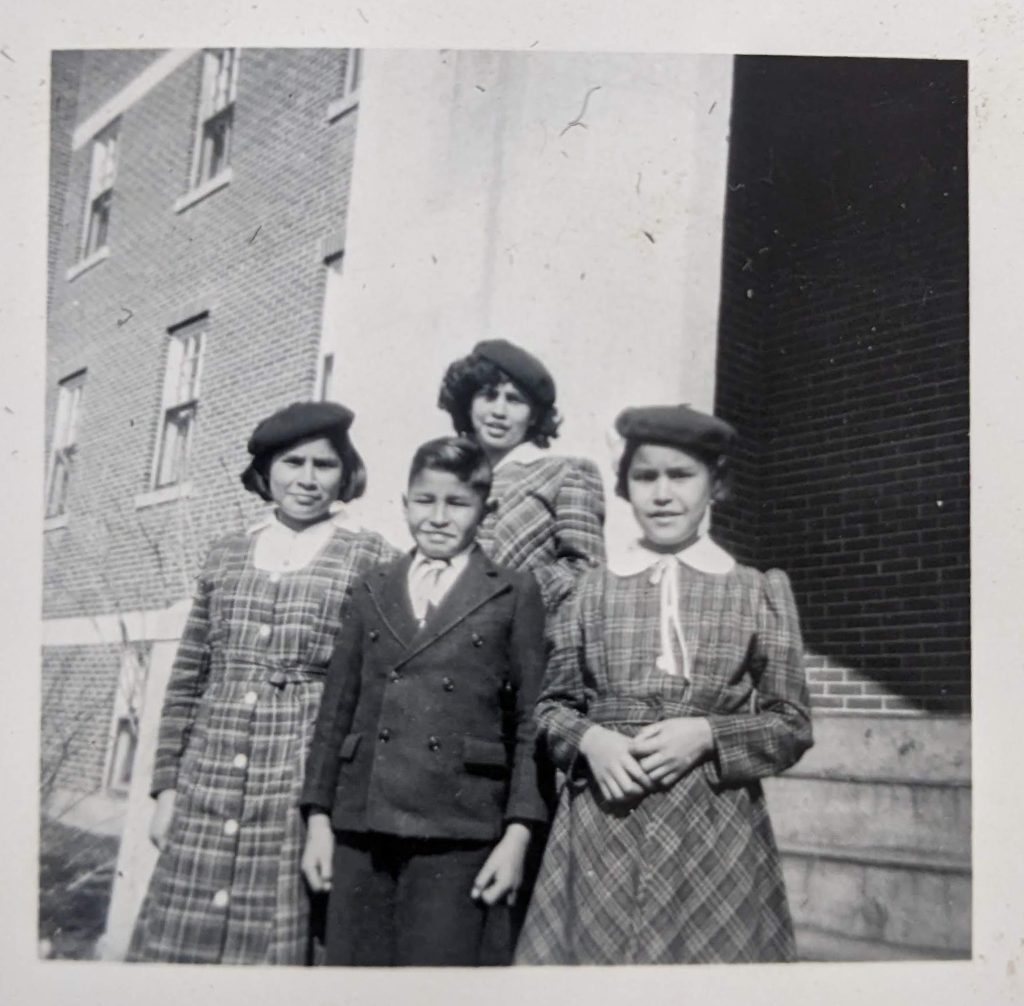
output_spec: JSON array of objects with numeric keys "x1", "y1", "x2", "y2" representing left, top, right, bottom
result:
[
  {"x1": 173, "y1": 169, "x2": 233, "y2": 214},
  {"x1": 326, "y1": 93, "x2": 359, "y2": 123},
  {"x1": 66, "y1": 246, "x2": 110, "y2": 282},
  {"x1": 43, "y1": 514, "x2": 69, "y2": 532},
  {"x1": 134, "y1": 481, "x2": 193, "y2": 510}
]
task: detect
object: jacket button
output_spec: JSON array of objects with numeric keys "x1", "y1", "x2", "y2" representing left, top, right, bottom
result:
[
  {"x1": 428, "y1": 736, "x2": 440, "y2": 751},
  {"x1": 471, "y1": 633, "x2": 483, "y2": 647},
  {"x1": 390, "y1": 670, "x2": 401, "y2": 683},
  {"x1": 369, "y1": 629, "x2": 380, "y2": 642},
  {"x1": 378, "y1": 728, "x2": 391, "y2": 742},
  {"x1": 442, "y1": 677, "x2": 454, "y2": 692}
]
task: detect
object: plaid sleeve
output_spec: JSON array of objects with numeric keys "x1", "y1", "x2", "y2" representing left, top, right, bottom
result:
[
  {"x1": 706, "y1": 569, "x2": 813, "y2": 783},
  {"x1": 532, "y1": 458, "x2": 607, "y2": 612},
  {"x1": 534, "y1": 575, "x2": 598, "y2": 775},
  {"x1": 149, "y1": 542, "x2": 222, "y2": 796}
]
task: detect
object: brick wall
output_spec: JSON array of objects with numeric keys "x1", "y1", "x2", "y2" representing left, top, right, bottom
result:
[
  {"x1": 48, "y1": 53, "x2": 83, "y2": 309},
  {"x1": 45, "y1": 49, "x2": 360, "y2": 620},
  {"x1": 714, "y1": 57, "x2": 969, "y2": 714},
  {"x1": 41, "y1": 644, "x2": 122, "y2": 794}
]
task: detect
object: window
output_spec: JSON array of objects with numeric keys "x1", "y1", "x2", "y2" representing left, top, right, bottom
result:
[
  {"x1": 343, "y1": 48, "x2": 362, "y2": 98},
  {"x1": 153, "y1": 321, "x2": 204, "y2": 488},
  {"x1": 81, "y1": 122, "x2": 118, "y2": 260},
  {"x1": 45, "y1": 371, "x2": 86, "y2": 518},
  {"x1": 192, "y1": 49, "x2": 239, "y2": 188},
  {"x1": 327, "y1": 49, "x2": 362, "y2": 121},
  {"x1": 316, "y1": 353, "x2": 335, "y2": 401},
  {"x1": 106, "y1": 644, "x2": 150, "y2": 793}
]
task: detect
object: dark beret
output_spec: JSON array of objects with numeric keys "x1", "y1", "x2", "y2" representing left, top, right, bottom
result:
[
  {"x1": 615, "y1": 404, "x2": 736, "y2": 458},
  {"x1": 472, "y1": 339, "x2": 556, "y2": 408},
  {"x1": 246, "y1": 400, "x2": 354, "y2": 459}
]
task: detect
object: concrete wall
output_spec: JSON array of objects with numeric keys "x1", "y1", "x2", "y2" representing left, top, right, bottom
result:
[{"x1": 327, "y1": 50, "x2": 734, "y2": 550}]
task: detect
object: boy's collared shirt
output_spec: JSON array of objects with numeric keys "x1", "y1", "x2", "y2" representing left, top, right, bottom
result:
[{"x1": 407, "y1": 547, "x2": 472, "y2": 623}]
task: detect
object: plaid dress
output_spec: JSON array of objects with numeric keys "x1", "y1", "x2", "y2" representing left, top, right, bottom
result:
[
  {"x1": 516, "y1": 561, "x2": 813, "y2": 964},
  {"x1": 475, "y1": 453, "x2": 606, "y2": 612},
  {"x1": 128, "y1": 524, "x2": 394, "y2": 965}
]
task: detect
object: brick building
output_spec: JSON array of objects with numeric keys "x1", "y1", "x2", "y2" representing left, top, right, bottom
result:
[{"x1": 43, "y1": 47, "x2": 361, "y2": 831}]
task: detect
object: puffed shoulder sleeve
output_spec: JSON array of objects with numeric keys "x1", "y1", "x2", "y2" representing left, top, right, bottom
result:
[
  {"x1": 706, "y1": 569, "x2": 813, "y2": 784},
  {"x1": 149, "y1": 539, "x2": 226, "y2": 797},
  {"x1": 531, "y1": 457, "x2": 607, "y2": 612}
]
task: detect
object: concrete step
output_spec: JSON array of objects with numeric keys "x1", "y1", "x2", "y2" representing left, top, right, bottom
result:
[
  {"x1": 780, "y1": 843, "x2": 971, "y2": 956},
  {"x1": 795, "y1": 924, "x2": 970, "y2": 962},
  {"x1": 791, "y1": 714, "x2": 971, "y2": 784},
  {"x1": 765, "y1": 774, "x2": 971, "y2": 859}
]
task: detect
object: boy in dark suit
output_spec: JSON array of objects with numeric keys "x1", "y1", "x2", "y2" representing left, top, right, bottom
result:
[{"x1": 300, "y1": 436, "x2": 548, "y2": 966}]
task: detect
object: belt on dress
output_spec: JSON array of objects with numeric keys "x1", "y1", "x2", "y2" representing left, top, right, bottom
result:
[{"x1": 587, "y1": 694, "x2": 698, "y2": 725}]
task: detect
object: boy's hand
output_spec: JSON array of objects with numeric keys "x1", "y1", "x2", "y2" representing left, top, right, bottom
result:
[
  {"x1": 149, "y1": 789, "x2": 176, "y2": 851},
  {"x1": 629, "y1": 717, "x2": 714, "y2": 789},
  {"x1": 579, "y1": 725, "x2": 654, "y2": 806},
  {"x1": 301, "y1": 813, "x2": 335, "y2": 893},
  {"x1": 471, "y1": 822, "x2": 531, "y2": 906}
]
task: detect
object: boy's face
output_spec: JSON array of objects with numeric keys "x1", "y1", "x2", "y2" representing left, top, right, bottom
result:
[{"x1": 404, "y1": 468, "x2": 487, "y2": 560}]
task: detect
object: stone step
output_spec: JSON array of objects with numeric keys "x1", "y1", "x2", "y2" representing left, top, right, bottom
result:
[
  {"x1": 795, "y1": 924, "x2": 970, "y2": 962},
  {"x1": 792, "y1": 714, "x2": 971, "y2": 784},
  {"x1": 765, "y1": 773, "x2": 971, "y2": 859},
  {"x1": 780, "y1": 843, "x2": 971, "y2": 956}
]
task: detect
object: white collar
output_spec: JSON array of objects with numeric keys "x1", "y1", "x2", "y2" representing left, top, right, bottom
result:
[
  {"x1": 491, "y1": 441, "x2": 549, "y2": 472},
  {"x1": 246, "y1": 503, "x2": 360, "y2": 536},
  {"x1": 410, "y1": 546, "x2": 473, "y2": 574},
  {"x1": 607, "y1": 533, "x2": 736, "y2": 577}
]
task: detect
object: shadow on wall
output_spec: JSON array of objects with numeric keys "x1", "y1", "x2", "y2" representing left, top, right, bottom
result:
[{"x1": 713, "y1": 55, "x2": 970, "y2": 714}]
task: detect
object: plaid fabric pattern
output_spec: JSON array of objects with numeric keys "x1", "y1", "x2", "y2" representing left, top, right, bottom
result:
[
  {"x1": 476, "y1": 455, "x2": 606, "y2": 612},
  {"x1": 128, "y1": 526, "x2": 395, "y2": 965},
  {"x1": 516, "y1": 564, "x2": 812, "y2": 964}
]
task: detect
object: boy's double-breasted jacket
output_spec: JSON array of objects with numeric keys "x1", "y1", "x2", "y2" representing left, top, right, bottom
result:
[{"x1": 301, "y1": 547, "x2": 549, "y2": 841}]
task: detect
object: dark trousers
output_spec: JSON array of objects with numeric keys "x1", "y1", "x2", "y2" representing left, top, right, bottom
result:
[{"x1": 324, "y1": 832, "x2": 514, "y2": 967}]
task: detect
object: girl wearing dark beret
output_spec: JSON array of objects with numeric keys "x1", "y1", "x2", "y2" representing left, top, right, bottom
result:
[
  {"x1": 129, "y1": 402, "x2": 396, "y2": 965},
  {"x1": 516, "y1": 404, "x2": 813, "y2": 964},
  {"x1": 438, "y1": 339, "x2": 606, "y2": 613}
]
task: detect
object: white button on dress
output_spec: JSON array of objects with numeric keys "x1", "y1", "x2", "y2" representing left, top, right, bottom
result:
[
  {"x1": 212, "y1": 890, "x2": 229, "y2": 908},
  {"x1": 233, "y1": 753, "x2": 248, "y2": 769},
  {"x1": 224, "y1": 819, "x2": 239, "y2": 836},
  {"x1": 244, "y1": 691, "x2": 258, "y2": 706},
  {"x1": 258, "y1": 625, "x2": 271, "y2": 639}
]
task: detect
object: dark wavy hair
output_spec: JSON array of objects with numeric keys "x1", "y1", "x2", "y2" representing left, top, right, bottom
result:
[
  {"x1": 243, "y1": 433, "x2": 367, "y2": 504},
  {"x1": 614, "y1": 441, "x2": 731, "y2": 502},
  {"x1": 408, "y1": 436, "x2": 492, "y2": 499},
  {"x1": 437, "y1": 355, "x2": 561, "y2": 448}
]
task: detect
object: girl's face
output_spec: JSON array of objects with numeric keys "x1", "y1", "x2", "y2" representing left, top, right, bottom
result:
[
  {"x1": 627, "y1": 443, "x2": 719, "y2": 553},
  {"x1": 268, "y1": 436, "x2": 344, "y2": 529},
  {"x1": 470, "y1": 380, "x2": 533, "y2": 459}
]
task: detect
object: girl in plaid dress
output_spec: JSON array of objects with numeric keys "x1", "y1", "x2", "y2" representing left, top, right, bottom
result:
[
  {"x1": 438, "y1": 339, "x2": 606, "y2": 613},
  {"x1": 128, "y1": 403, "x2": 395, "y2": 965},
  {"x1": 516, "y1": 404, "x2": 813, "y2": 964}
]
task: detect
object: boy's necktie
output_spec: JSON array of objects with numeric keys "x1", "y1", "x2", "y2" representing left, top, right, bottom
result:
[{"x1": 411, "y1": 557, "x2": 451, "y2": 623}]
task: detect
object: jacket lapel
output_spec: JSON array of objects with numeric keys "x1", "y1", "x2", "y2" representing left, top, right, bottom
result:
[
  {"x1": 395, "y1": 548, "x2": 511, "y2": 667},
  {"x1": 366, "y1": 553, "x2": 419, "y2": 647}
]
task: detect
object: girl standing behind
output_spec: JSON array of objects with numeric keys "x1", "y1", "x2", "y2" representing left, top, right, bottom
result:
[
  {"x1": 516, "y1": 404, "x2": 813, "y2": 965},
  {"x1": 437, "y1": 339, "x2": 606, "y2": 613},
  {"x1": 129, "y1": 402, "x2": 395, "y2": 965}
]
